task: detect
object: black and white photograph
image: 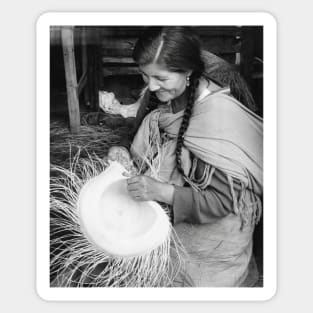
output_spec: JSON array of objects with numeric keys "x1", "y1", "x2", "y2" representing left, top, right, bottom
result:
[{"x1": 36, "y1": 12, "x2": 276, "y2": 301}]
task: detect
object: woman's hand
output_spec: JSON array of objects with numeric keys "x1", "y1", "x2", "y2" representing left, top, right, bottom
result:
[
  {"x1": 126, "y1": 175, "x2": 175, "y2": 204},
  {"x1": 107, "y1": 146, "x2": 137, "y2": 174},
  {"x1": 107, "y1": 146, "x2": 130, "y2": 162}
]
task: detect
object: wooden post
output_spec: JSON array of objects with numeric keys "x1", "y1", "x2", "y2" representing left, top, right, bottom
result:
[{"x1": 61, "y1": 26, "x2": 80, "y2": 133}]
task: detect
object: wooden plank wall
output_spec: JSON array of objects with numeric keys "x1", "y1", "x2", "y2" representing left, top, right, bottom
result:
[
  {"x1": 50, "y1": 26, "x2": 263, "y2": 121},
  {"x1": 82, "y1": 26, "x2": 244, "y2": 77}
]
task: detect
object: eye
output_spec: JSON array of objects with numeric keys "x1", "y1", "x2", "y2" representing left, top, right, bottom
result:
[{"x1": 156, "y1": 77, "x2": 168, "y2": 82}]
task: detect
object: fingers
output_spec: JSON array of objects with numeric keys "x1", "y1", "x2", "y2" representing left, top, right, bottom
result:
[
  {"x1": 126, "y1": 177, "x2": 142, "y2": 190},
  {"x1": 125, "y1": 175, "x2": 159, "y2": 202},
  {"x1": 129, "y1": 191, "x2": 144, "y2": 198},
  {"x1": 126, "y1": 176, "x2": 142, "y2": 184},
  {"x1": 107, "y1": 147, "x2": 131, "y2": 163},
  {"x1": 107, "y1": 151, "x2": 117, "y2": 161},
  {"x1": 126, "y1": 176, "x2": 146, "y2": 201},
  {"x1": 109, "y1": 146, "x2": 130, "y2": 156},
  {"x1": 127, "y1": 183, "x2": 143, "y2": 192},
  {"x1": 122, "y1": 171, "x2": 131, "y2": 178}
]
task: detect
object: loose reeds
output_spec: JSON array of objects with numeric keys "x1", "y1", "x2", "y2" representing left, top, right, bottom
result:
[
  {"x1": 50, "y1": 112, "x2": 132, "y2": 168},
  {"x1": 50, "y1": 151, "x2": 184, "y2": 287}
]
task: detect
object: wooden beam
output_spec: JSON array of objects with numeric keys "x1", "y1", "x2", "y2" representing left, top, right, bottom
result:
[
  {"x1": 77, "y1": 70, "x2": 88, "y2": 95},
  {"x1": 102, "y1": 56, "x2": 134, "y2": 64},
  {"x1": 98, "y1": 26, "x2": 242, "y2": 38},
  {"x1": 61, "y1": 26, "x2": 80, "y2": 133},
  {"x1": 102, "y1": 66, "x2": 140, "y2": 76}
]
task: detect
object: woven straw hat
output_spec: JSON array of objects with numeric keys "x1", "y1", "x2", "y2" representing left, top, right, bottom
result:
[{"x1": 78, "y1": 161, "x2": 171, "y2": 257}]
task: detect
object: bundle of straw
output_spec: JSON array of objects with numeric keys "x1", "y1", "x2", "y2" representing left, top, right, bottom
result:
[{"x1": 50, "y1": 113, "x2": 132, "y2": 169}]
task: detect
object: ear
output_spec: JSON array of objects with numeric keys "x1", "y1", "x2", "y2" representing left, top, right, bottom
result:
[{"x1": 186, "y1": 70, "x2": 192, "y2": 77}]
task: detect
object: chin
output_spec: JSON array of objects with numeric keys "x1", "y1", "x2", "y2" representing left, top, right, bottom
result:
[{"x1": 155, "y1": 92, "x2": 172, "y2": 102}]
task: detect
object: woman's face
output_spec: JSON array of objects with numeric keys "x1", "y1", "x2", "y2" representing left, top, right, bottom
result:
[{"x1": 139, "y1": 63, "x2": 190, "y2": 102}]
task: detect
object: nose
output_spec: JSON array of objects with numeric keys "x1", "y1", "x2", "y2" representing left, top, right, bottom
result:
[{"x1": 147, "y1": 77, "x2": 160, "y2": 92}]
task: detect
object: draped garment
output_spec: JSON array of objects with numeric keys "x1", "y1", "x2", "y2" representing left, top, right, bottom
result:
[{"x1": 130, "y1": 89, "x2": 263, "y2": 286}]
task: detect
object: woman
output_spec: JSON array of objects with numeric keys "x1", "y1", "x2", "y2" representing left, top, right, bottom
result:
[{"x1": 105, "y1": 26, "x2": 263, "y2": 287}]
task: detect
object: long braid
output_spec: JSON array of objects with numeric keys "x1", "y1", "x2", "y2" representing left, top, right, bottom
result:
[{"x1": 175, "y1": 76, "x2": 200, "y2": 177}]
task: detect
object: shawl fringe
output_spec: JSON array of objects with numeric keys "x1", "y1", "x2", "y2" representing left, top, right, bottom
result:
[{"x1": 188, "y1": 157, "x2": 262, "y2": 228}]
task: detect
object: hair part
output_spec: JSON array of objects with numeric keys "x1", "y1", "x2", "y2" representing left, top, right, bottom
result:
[{"x1": 133, "y1": 26, "x2": 204, "y2": 75}]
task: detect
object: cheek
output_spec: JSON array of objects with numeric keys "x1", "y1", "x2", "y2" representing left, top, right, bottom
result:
[
  {"x1": 164, "y1": 79, "x2": 184, "y2": 92},
  {"x1": 167, "y1": 79, "x2": 186, "y2": 95}
]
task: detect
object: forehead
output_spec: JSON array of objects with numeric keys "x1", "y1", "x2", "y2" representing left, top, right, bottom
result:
[{"x1": 139, "y1": 63, "x2": 177, "y2": 77}]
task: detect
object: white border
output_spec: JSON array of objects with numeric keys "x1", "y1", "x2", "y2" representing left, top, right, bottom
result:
[{"x1": 36, "y1": 12, "x2": 277, "y2": 301}]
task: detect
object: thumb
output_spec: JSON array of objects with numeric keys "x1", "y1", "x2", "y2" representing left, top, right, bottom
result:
[{"x1": 108, "y1": 155, "x2": 117, "y2": 161}]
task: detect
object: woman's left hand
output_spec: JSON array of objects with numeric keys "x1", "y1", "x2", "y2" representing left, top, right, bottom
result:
[{"x1": 126, "y1": 175, "x2": 175, "y2": 204}]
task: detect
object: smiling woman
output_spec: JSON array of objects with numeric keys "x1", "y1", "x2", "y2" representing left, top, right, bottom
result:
[
  {"x1": 104, "y1": 26, "x2": 263, "y2": 286},
  {"x1": 49, "y1": 25, "x2": 263, "y2": 288}
]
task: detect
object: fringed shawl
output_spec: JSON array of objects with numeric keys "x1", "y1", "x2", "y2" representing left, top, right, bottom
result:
[{"x1": 131, "y1": 89, "x2": 263, "y2": 225}]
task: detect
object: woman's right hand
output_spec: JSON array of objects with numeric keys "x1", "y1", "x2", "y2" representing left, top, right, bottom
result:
[
  {"x1": 107, "y1": 146, "x2": 137, "y2": 174},
  {"x1": 107, "y1": 146, "x2": 131, "y2": 162}
]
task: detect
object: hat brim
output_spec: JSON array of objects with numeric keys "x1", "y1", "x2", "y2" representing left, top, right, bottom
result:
[{"x1": 78, "y1": 161, "x2": 170, "y2": 257}]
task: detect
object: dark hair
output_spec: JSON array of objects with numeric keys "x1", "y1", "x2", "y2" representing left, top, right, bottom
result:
[{"x1": 133, "y1": 26, "x2": 205, "y2": 178}]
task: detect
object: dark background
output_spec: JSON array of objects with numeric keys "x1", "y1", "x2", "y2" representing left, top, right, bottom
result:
[{"x1": 50, "y1": 26, "x2": 263, "y2": 117}]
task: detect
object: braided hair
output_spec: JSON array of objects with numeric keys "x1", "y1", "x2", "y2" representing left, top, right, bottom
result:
[
  {"x1": 133, "y1": 26, "x2": 205, "y2": 178},
  {"x1": 175, "y1": 73, "x2": 201, "y2": 177}
]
